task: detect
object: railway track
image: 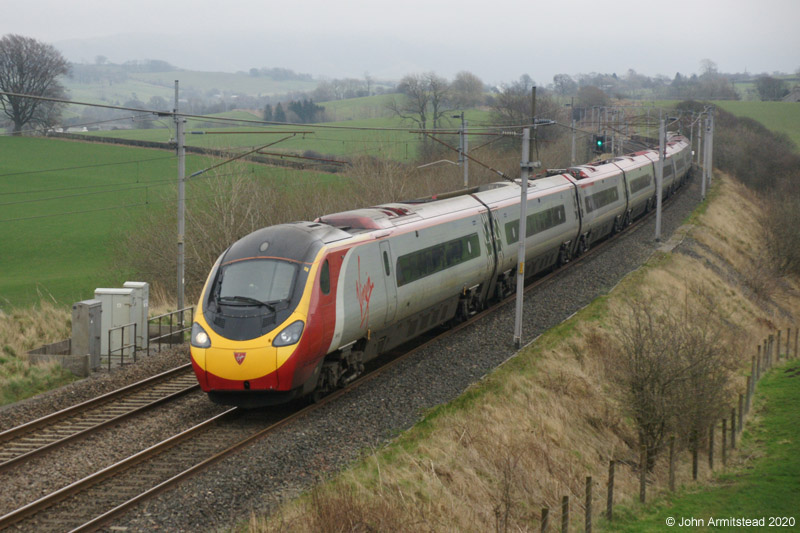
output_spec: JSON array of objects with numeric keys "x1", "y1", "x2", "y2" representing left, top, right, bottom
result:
[
  {"x1": 0, "y1": 364, "x2": 197, "y2": 474},
  {"x1": 0, "y1": 179, "x2": 691, "y2": 532}
]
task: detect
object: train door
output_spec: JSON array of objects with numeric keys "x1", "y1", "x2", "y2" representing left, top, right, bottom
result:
[{"x1": 379, "y1": 240, "x2": 397, "y2": 324}]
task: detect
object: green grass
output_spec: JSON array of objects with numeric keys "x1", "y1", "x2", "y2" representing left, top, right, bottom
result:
[
  {"x1": 0, "y1": 136, "x2": 338, "y2": 310},
  {"x1": 599, "y1": 358, "x2": 800, "y2": 532},
  {"x1": 62, "y1": 68, "x2": 319, "y2": 105},
  {"x1": 80, "y1": 101, "x2": 494, "y2": 162},
  {"x1": 713, "y1": 101, "x2": 800, "y2": 151}
]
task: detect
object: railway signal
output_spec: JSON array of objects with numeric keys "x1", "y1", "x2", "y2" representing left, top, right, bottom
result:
[{"x1": 592, "y1": 133, "x2": 608, "y2": 153}]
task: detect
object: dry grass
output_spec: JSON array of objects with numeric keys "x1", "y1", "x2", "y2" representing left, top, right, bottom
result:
[
  {"x1": 0, "y1": 300, "x2": 75, "y2": 405},
  {"x1": 249, "y1": 171, "x2": 800, "y2": 533}
]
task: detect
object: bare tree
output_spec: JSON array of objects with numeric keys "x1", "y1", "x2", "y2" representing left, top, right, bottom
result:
[
  {"x1": 0, "y1": 34, "x2": 69, "y2": 134},
  {"x1": 552, "y1": 73, "x2": 576, "y2": 96},
  {"x1": 451, "y1": 70, "x2": 484, "y2": 108},
  {"x1": 601, "y1": 291, "x2": 737, "y2": 470},
  {"x1": 387, "y1": 72, "x2": 452, "y2": 130}
]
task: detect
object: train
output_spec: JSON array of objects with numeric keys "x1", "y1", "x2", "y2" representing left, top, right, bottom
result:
[{"x1": 190, "y1": 134, "x2": 692, "y2": 406}]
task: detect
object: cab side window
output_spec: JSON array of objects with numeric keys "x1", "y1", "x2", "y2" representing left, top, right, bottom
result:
[{"x1": 320, "y1": 260, "x2": 330, "y2": 294}]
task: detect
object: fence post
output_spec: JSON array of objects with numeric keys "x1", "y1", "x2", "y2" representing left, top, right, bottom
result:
[
  {"x1": 668, "y1": 435, "x2": 676, "y2": 492},
  {"x1": 639, "y1": 445, "x2": 647, "y2": 503},
  {"x1": 778, "y1": 330, "x2": 782, "y2": 361},
  {"x1": 607, "y1": 460, "x2": 615, "y2": 521},
  {"x1": 541, "y1": 507, "x2": 549, "y2": 533},
  {"x1": 722, "y1": 418, "x2": 727, "y2": 467},
  {"x1": 709, "y1": 423, "x2": 716, "y2": 470},
  {"x1": 731, "y1": 408, "x2": 736, "y2": 449},
  {"x1": 692, "y1": 435, "x2": 699, "y2": 481},
  {"x1": 585, "y1": 476, "x2": 592, "y2": 533},
  {"x1": 738, "y1": 394, "x2": 744, "y2": 433},
  {"x1": 756, "y1": 347, "x2": 761, "y2": 381},
  {"x1": 795, "y1": 327, "x2": 798, "y2": 359},
  {"x1": 746, "y1": 376, "x2": 752, "y2": 415},
  {"x1": 561, "y1": 496, "x2": 569, "y2": 533}
]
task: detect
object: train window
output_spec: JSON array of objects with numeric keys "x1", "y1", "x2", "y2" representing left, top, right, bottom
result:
[
  {"x1": 383, "y1": 251, "x2": 391, "y2": 276},
  {"x1": 396, "y1": 233, "x2": 480, "y2": 287},
  {"x1": 584, "y1": 187, "x2": 619, "y2": 214},
  {"x1": 320, "y1": 260, "x2": 330, "y2": 295},
  {"x1": 505, "y1": 205, "x2": 567, "y2": 244},
  {"x1": 630, "y1": 175, "x2": 651, "y2": 194}
]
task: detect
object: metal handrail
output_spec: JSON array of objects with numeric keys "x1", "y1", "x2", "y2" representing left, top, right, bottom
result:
[
  {"x1": 106, "y1": 322, "x2": 137, "y2": 370},
  {"x1": 147, "y1": 306, "x2": 194, "y2": 356}
]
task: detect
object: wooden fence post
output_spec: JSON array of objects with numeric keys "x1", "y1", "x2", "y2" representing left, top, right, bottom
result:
[
  {"x1": 746, "y1": 375, "x2": 752, "y2": 415},
  {"x1": 731, "y1": 408, "x2": 736, "y2": 449},
  {"x1": 561, "y1": 495, "x2": 569, "y2": 533},
  {"x1": 708, "y1": 424, "x2": 714, "y2": 471},
  {"x1": 541, "y1": 507, "x2": 549, "y2": 533},
  {"x1": 722, "y1": 418, "x2": 727, "y2": 467},
  {"x1": 639, "y1": 445, "x2": 647, "y2": 503},
  {"x1": 756, "y1": 347, "x2": 762, "y2": 381},
  {"x1": 794, "y1": 327, "x2": 798, "y2": 359},
  {"x1": 585, "y1": 476, "x2": 592, "y2": 533},
  {"x1": 607, "y1": 460, "x2": 615, "y2": 521},
  {"x1": 668, "y1": 435, "x2": 676, "y2": 492},
  {"x1": 738, "y1": 394, "x2": 744, "y2": 433},
  {"x1": 778, "y1": 330, "x2": 782, "y2": 361}
]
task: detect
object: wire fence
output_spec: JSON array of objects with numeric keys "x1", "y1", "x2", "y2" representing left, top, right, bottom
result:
[{"x1": 539, "y1": 326, "x2": 796, "y2": 533}]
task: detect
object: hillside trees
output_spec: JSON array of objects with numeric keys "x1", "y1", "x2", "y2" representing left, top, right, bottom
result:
[
  {"x1": 755, "y1": 75, "x2": 789, "y2": 101},
  {"x1": 450, "y1": 71, "x2": 485, "y2": 108},
  {"x1": 387, "y1": 72, "x2": 453, "y2": 130},
  {"x1": 602, "y1": 292, "x2": 737, "y2": 471},
  {"x1": 0, "y1": 34, "x2": 69, "y2": 134}
]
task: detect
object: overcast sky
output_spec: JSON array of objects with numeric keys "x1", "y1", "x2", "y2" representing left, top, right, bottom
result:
[{"x1": 4, "y1": 0, "x2": 799, "y2": 84}]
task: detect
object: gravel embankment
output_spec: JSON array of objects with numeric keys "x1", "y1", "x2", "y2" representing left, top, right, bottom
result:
[{"x1": 0, "y1": 177, "x2": 702, "y2": 532}]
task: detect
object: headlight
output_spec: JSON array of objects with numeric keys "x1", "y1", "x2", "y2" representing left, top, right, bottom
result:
[
  {"x1": 191, "y1": 322, "x2": 211, "y2": 348},
  {"x1": 273, "y1": 320, "x2": 304, "y2": 347}
]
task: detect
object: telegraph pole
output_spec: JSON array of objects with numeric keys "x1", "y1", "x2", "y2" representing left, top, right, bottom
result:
[
  {"x1": 570, "y1": 118, "x2": 577, "y2": 166},
  {"x1": 461, "y1": 113, "x2": 469, "y2": 187},
  {"x1": 707, "y1": 111, "x2": 714, "y2": 185},
  {"x1": 655, "y1": 115, "x2": 665, "y2": 241},
  {"x1": 175, "y1": 81, "x2": 186, "y2": 311},
  {"x1": 514, "y1": 128, "x2": 532, "y2": 349}
]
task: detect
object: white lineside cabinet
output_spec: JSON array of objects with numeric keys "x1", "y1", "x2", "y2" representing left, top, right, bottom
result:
[
  {"x1": 123, "y1": 281, "x2": 149, "y2": 350},
  {"x1": 94, "y1": 288, "x2": 135, "y2": 357}
]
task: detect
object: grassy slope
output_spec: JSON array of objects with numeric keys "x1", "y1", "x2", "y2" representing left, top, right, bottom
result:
[
  {"x1": 604, "y1": 359, "x2": 800, "y2": 532},
  {"x1": 62, "y1": 69, "x2": 319, "y2": 104},
  {"x1": 713, "y1": 101, "x2": 800, "y2": 151}
]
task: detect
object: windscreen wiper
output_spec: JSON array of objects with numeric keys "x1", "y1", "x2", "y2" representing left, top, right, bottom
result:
[{"x1": 217, "y1": 296, "x2": 276, "y2": 311}]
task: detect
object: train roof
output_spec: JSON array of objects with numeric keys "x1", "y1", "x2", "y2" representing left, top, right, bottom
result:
[{"x1": 316, "y1": 175, "x2": 576, "y2": 233}]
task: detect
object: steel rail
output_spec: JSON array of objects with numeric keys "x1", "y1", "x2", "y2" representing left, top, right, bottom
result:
[{"x1": 0, "y1": 363, "x2": 196, "y2": 473}]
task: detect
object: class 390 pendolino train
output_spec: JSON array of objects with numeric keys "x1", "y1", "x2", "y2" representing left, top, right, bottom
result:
[{"x1": 190, "y1": 136, "x2": 692, "y2": 407}]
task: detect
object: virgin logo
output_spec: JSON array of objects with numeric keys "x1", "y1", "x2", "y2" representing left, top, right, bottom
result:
[
  {"x1": 356, "y1": 256, "x2": 374, "y2": 329},
  {"x1": 234, "y1": 352, "x2": 246, "y2": 365}
]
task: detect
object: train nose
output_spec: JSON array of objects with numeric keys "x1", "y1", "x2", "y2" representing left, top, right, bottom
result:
[{"x1": 204, "y1": 345, "x2": 280, "y2": 390}]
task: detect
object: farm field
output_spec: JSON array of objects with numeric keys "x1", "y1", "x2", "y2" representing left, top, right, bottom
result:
[
  {"x1": 62, "y1": 68, "x2": 320, "y2": 107},
  {"x1": 602, "y1": 358, "x2": 800, "y2": 532},
  {"x1": 0, "y1": 136, "x2": 337, "y2": 310},
  {"x1": 79, "y1": 103, "x2": 494, "y2": 162},
  {"x1": 713, "y1": 100, "x2": 800, "y2": 150}
]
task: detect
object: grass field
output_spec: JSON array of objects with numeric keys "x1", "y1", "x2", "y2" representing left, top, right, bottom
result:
[
  {"x1": 713, "y1": 100, "x2": 800, "y2": 151},
  {"x1": 80, "y1": 102, "x2": 494, "y2": 162},
  {"x1": 600, "y1": 358, "x2": 800, "y2": 532},
  {"x1": 0, "y1": 136, "x2": 338, "y2": 310}
]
